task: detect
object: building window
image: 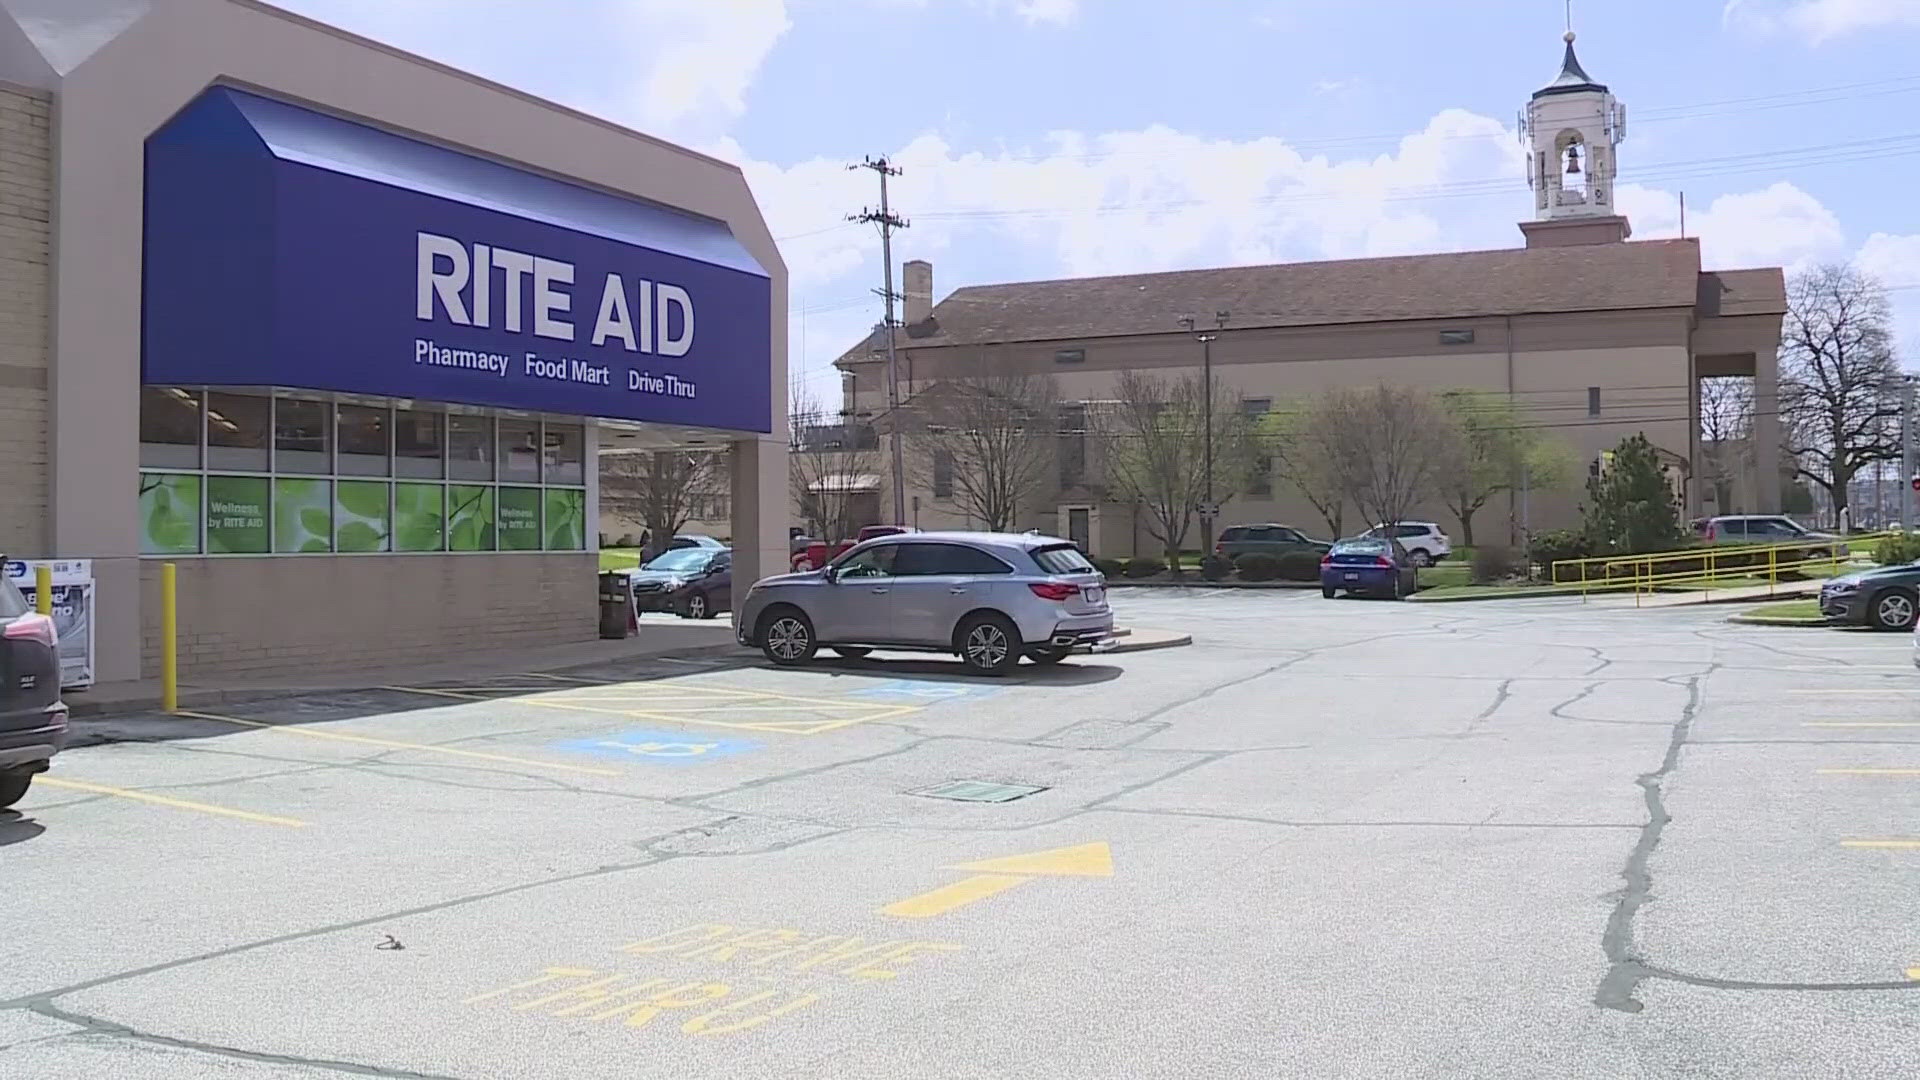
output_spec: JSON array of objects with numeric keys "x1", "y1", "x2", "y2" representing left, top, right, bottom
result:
[
  {"x1": 136, "y1": 395, "x2": 586, "y2": 558},
  {"x1": 395, "y1": 408, "x2": 445, "y2": 479},
  {"x1": 542, "y1": 423, "x2": 585, "y2": 486},
  {"x1": 1588, "y1": 386, "x2": 1602, "y2": 417},
  {"x1": 140, "y1": 387, "x2": 202, "y2": 468},
  {"x1": 1054, "y1": 348, "x2": 1086, "y2": 365},
  {"x1": 1240, "y1": 397, "x2": 1272, "y2": 418},
  {"x1": 336, "y1": 403, "x2": 392, "y2": 476},
  {"x1": 1440, "y1": 329, "x2": 1476, "y2": 346},
  {"x1": 273, "y1": 396, "x2": 330, "y2": 474},
  {"x1": 448, "y1": 414, "x2": 495, "y2": 480},
  {"x1": 498, "y1": 419, "x2": 542, "y2": 483},
  {"x1": 933, "y1": 450, "x2": 954, "y2": 498},
  {"x1": 1058, "y1": 404, "x2": 1087, "y2": 487},
  {"x1": 206, "y1": 392, "x2": 271, "y2": 472}
]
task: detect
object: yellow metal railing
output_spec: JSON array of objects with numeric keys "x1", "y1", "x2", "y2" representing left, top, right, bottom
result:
[{"x1": 1550, "y1": 532, "x2": 1891, "y2": 606}]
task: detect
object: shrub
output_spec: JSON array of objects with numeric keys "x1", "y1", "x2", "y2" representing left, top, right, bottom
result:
[
  {"x1": 1235, "y1": 552, "x2": 1281, "y2": 582},
  {"x1": 1275, "y1": 551, "x2": 1323, "y2": 582},
  {"x1": 1528, "y1": 529, "x2": 1593, "y2": 581},
  {"x1": 1199, "y1": 554, "x2": 1234, "y2": 581},
  {"x1": 1093, "y1": 557, "x2": 1128, "y2": 579},
  {"x1": 1124, "y1": 557, "x2": 1166, "y2": 578},
  {"x1": 1471, "y1": 545, "x2": 1522, "y2": 584},
  {"x1": 1873, "y1": 532, "x2": 1920, "y2": 566}
]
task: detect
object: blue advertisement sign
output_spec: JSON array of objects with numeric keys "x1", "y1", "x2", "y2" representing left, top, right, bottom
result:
[{"x1": 143, "y1": 88, "x2": 773, "y2": 433}]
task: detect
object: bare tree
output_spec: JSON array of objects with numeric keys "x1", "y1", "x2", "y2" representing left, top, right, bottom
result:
[
  {"x1": 599, "y1": 448, "x2": 725, "y2": 558},
  {"x1": 788, "y1": 379, "x2": 879, "y2": 543},
  {"x1": 1780, "y1": 263, "x2": 1902, "y2": 524},
  {"x1": 1091, "y1": 370, "x2": 1257, "y2": 569},
  {"x1": 898, "y1": 362, "x2": 1058, "y2": 532},
  {"x1": 1698, "y1": 376, "x2": 1755, "y2": 514},
  {"x1": 1432, "y1": 390, "x2": 1572, "y2": 547},
  {"x1": 1299, "y1": 385, "x2": 1454, "y2": 533},
  {"x1": 1261, "y1": 406, "x2": 1346, "y2": 539}
]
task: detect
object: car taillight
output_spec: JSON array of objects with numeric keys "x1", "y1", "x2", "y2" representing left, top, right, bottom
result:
[
  {"x1": 1214, "y1": 542, "x2": 1225, "y2": 556},
  {"x1": 4, "y1": 613, "x2": 57, "y2": 649},
  {"x1": 1028, "y1": 582, "x2": 1081, "y2": 601},
  {"x1": 1375, "y1": 556, "x2": 1394, "y2": 568},
  {"x1": 1319, "y1": 555, "x2": 1332, "y2": 566},
  {"x1": 1705, "y1": 525, "x2": 1716, "y2": 540}
]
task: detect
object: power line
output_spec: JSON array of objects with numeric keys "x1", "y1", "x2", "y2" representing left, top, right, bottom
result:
[{"x1": 849, "y1": 155, "x2": 911, "y2": 526}]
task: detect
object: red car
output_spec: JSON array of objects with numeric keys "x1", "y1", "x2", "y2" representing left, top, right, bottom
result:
[{"x1": 792, "y1": 525, "x2": 910, "y2": 571}]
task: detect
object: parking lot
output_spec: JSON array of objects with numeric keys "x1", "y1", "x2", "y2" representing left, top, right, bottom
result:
[{"x1": 1, "y1": 591, "x2": 1915, "y2": 1078}]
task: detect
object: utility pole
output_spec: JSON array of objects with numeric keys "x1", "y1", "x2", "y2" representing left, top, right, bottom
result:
[
  {"x1": 1902, "y1": 374, "x2": 1917, "y2": 532},
  {"x1": 1179, "y1": 311, "x2": 1230, "y2": 553},
  {"x1": 849, "y1": 155, "x2": 909, "y2": 527}
]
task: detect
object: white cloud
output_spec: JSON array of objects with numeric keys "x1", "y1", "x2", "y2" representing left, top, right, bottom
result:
[
  {"x1": 1010, "y1": 0, "x2": 1078, "y2": 24},
  {"x1": 1857, "y1": 232, "x2": 1920, "y2": 289},
  {"x1": 1615, "y1": 181, "x2": 1847, "y2": 270},
  {"x1": 616, "y1": 0, "x2": 791, "y2": 137},
  {"x1": 1723, "y1": 0, "x2": 1920, "y2": 43}
]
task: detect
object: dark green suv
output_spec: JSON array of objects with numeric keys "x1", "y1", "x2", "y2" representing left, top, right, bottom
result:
[{"x1": 1214, "y1": 524, "x2": 1331, "y2": 561}]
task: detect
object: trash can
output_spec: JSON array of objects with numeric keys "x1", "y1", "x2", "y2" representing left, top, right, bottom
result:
[{"x1": 599, "y1": 571, "x2": 633, "y2": 639}]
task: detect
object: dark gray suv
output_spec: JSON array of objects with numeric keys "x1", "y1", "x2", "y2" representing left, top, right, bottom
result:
[
  {"x1": 0, "y1": 564, "x2": 67, "y2": 809},
  {"x1": 735, "y1": 531, "x2": 1115, "y2": 676}
]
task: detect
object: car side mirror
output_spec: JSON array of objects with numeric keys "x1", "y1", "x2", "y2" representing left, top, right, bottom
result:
[{"x1": 821, "y1": 565, "x2": 838, "y2": 583}]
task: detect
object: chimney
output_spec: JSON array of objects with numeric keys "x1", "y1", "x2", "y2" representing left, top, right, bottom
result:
[{"x1": 903, "y1": 259, "x2": 932, "y2": 326}]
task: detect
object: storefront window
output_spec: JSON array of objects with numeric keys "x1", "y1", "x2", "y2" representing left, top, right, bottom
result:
[
  {"x1": 543, "y1": 424, "x2": 585, "y2": 486},
  {"x1": 140, "y1": 387, "x2": 202, "y2": 468},
  {"x1": 273, "y1": 396, "x2": 331, "y2": 474},
  {"x1": 337, "y1": 404, "x2": 392, "y2": 476},
  {"x1": 136, "y1": 394, "x2": 584, "y2": 558},
  {"x1": 499, "y1": 419, "x2": 542, "y2": 483},
  {"x1": 448, "y1": 415, "x2": 494, "y2": 480},
  {"x1": 396, "y1": 408, "x2": 444, "y2": 479},
  {"x1": 207, "y1": 392, "x2": 271, "y2": 471}
]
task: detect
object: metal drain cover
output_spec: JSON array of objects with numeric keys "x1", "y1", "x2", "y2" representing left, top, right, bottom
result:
[{"x1": 910, "y1": 780, "x2": 1048, "y2": 803}]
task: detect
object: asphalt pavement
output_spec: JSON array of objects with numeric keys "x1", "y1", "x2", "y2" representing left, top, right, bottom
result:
[{"x1": 1, "y1": 590, "x2": 1914, "y2": 1078}]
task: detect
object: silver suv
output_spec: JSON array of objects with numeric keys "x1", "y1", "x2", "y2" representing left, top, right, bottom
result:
[{"x1": 735, "y1": 532, "x2": 1114, "y2": 676}]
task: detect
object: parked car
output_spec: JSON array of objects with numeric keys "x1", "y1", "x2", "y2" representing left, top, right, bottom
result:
[
  {"x1": 0, "y1": 564, "x2": 66, "y2": 809},
  {"x1": 739, "y1": 531, "x2": 1114, "y2": 676},
  {"x1": 1697, "y1": 515, "x2": 1842, "y2": 560},
  {"x1": 1320, "y1": 537, "x2": 1419, "y2": 600},
  {"x1": 792, "y1": 524, "x2": 910, "y2": 571},
  {"x1": 1361, "y1": 523, "x2": 1452, "y2": 567},
  {"x1": 1215, "y1": 524, "x2": 1331, "y2": 561},
  {"x1": 1819, "y1": 562, "x2": 1920, "y2": 630},
  {"x1": 627, "y1": 547, "x2": 731, "y2": 620},
  {"x1": 789, "y1": 527, "x2": 813, "y2": 557},
  {"x1": 666, "y1": 534, "x2": 726, "y2": 552}
]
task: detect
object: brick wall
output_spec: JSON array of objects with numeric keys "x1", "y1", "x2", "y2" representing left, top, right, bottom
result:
[
  {"x1": 0, "y1": 83, "x2": 50, "y2": 557},
  {"x1": 139, "y1": 555, "x2": 599, "y2": 679}
]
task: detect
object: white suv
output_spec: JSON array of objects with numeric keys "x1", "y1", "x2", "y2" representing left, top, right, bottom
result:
[{"x1": 1364, "y1": 523, "x2": 1452, "y2": 567}]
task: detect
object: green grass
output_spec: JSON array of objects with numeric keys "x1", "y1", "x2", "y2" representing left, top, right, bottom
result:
[
  {"x1": 599, "y1": 547, "x2": 644, "y2": 571},
  {"x1": 1746, "y1": 599, "x2": 1821, "y2": 620},
  {"x1": 1413, "y1": 582, "x2": 1562, "y2": 601}
]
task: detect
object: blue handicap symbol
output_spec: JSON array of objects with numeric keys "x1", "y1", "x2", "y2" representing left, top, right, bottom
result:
[
  {"x1": 843, "y1": 679, "x2": 1002, "y2": 703},
  {"x1": 552, "y1": 729, "x2": 757, "y2": 763}
]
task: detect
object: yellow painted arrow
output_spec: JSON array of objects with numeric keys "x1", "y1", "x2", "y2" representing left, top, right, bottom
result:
[{"x1": 881, "y1": 842, "x2": 1113, "y2": 919}]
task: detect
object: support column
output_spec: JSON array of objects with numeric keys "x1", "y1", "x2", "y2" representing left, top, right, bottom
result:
[
  {"x1": 1752, "y1": 352, "x2": 1782, "y2": 514},
  {"x1": 729, "y1": 435, "x2": 788, "y2": 629}
]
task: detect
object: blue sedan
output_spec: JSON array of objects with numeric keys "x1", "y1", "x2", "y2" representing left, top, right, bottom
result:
[{"x1": 1320, "y1": 538, "x2": 1419, "y2": 600}]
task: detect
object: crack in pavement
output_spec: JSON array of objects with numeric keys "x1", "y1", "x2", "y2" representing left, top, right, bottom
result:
[{"x1": 1594, "y1": 670, "x2": 1707, "y2": 1013}]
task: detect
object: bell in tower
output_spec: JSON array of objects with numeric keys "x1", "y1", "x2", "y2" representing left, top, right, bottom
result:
[
  {"x1": 1564, "y1": 143, "x2": 1582, "y2": 175},
  {"x1": 1518, "y1": 24, "x2": 1630, "y2": 245}
]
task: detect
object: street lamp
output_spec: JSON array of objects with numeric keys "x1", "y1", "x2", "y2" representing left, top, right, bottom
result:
[{"x1": 1179, "y1": 310, "x2": 1231, "y2": 554}]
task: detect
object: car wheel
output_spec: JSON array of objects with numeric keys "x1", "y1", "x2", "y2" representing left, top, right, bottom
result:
[
  {"x1": 830, "y1": 646, "x2": 872, "y2": 659},
  {"x1": 1026, "y1": 644, "x2": 1072, "y2": 666},
  {"x1": 1870, "y1": 588, "x2": 1917, "y2": 631},
  {"x1": 759, "y1": 608, "x2": 818, "y2": 666},
  {"x1": 1409, "y1": 549, "x2": 1434, "y2": 568},
  {"x1": 680, "y1": 591, "x2": 709, "y2": 620},
  {"x1": 957, "y1": 613, "x2": 1021, "y2": 677},
  {"x1": 0, "y1": 770, "x2": 33, "y2": 810},
  {"x1": 1321, "y1": 586, "x2": 1336, "y2": 599}
]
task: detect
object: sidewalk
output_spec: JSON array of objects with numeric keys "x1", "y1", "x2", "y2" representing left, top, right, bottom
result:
[
  {"x1": 1590, "y1": 579, "x2": 1823, "y2": 609},
  {"x1": 62, "y1": 619, "x2": 743, "y2": 719}
]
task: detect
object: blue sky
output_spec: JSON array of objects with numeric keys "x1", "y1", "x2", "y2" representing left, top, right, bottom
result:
[{"x1": 280, "y1": 0, "x2": 1920, "y2": 401}]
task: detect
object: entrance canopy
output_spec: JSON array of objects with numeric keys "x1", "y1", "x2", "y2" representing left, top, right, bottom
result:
[{"x1": 142, "y1": 86, "x2": 773, "y2": 433}]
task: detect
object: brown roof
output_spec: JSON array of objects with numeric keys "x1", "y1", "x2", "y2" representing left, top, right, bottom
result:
[
  {"x1": 839, "y1": 238, "x2": 1713, "y2": 363},
  {"x1": 1697, "y1": 268, "x2": 1789, "y2": 318}
]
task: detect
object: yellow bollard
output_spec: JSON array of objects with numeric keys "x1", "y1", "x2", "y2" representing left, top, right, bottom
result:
[
  {"x1": 161, "y1": 562, "x2": 178, "y2": 714},
  {"x1": 33, "y1": 564, "x2": 51, "y2": 616}
]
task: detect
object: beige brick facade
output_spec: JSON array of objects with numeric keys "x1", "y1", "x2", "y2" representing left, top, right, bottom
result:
[
  {"x1": 139, "y1": 555, "x2": 597, "y2": 679},
  {"x1": 0, "y1": 82, "x2": 49, "y2": 558}
]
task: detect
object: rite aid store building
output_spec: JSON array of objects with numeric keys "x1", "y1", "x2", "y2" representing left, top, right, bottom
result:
[{"x1": 0, "y1": 0, "x2": 787, "y2": 683}]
